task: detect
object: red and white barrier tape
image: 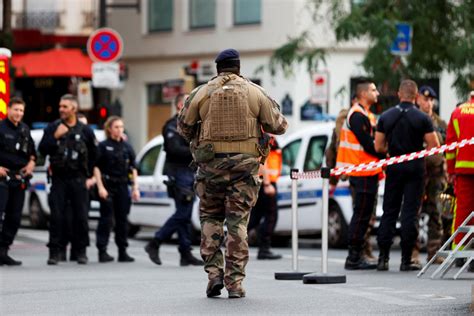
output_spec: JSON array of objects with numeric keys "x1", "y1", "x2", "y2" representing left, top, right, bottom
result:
[{"x1": 291, "y1": 137, "x2": 474, "y2": 180}]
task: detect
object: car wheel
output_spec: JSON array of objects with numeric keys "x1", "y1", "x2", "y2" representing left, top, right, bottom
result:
[
  {"x1": 29, "y1": 195, "x2": 47, "y2": 229},
  {"x1": 128, "y1": 223, "x2": 141, "y2": 238},
  {"x1": 418, "y1": 212, "x2": 429, "y2": 251},
  {"x1": 328, "y1": 202, "x2": 348, "y2": 248}
]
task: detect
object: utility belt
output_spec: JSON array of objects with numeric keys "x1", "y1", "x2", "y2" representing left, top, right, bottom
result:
[
  {"x1": 0, "y1": 170, "x2": 31, "y2": 190},
  {"x1": 192, "y1": 140, "x2": 259, "y2": 163},
  {"x1": 102, "y1": 174, "x2": 129, "y2": 185},
  {"x1": 163, "y1": 176, "x2": 195, "y2": 203}
]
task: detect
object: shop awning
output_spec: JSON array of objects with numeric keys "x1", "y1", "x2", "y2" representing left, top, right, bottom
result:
[{"x1": 12, "y1": 48, "x2": 92, "y2": 78}]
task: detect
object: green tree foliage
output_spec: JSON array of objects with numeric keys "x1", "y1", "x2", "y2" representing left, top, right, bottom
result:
[{"x1": 270, "y1": 0, "x2": 473, "y2": 98}]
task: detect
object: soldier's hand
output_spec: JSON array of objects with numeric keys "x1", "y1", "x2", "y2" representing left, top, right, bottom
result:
[
  {"x1": 54, "y1": 123, "x2": 69, "y2": 139},
  {"x1": 0, "y1": 166, "x2": 9, "y2": 178},
  {"x1": 98, "y1": 187, "x2": 109, "y2": 200},
  {"x1": 86, "y1": 177, "x2": 97, "y2": 189}
]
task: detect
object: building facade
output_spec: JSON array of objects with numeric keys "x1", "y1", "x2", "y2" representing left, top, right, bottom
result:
[{"x1": 107, "y1": 0, "x2": 459, "y2": 149}]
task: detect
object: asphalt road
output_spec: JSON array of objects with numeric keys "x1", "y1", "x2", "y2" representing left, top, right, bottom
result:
[{"x1": 1, "y1": 228, "x2": 472, "y2": 315}]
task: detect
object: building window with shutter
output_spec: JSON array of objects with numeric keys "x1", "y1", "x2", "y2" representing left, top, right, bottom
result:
[
  {"x1": 234, "y1": 0, "x2": 261, "y2": 25},
  {"x1": 189, "y1": 0, "x2": 216, "y2": 29},
  {"x1": 148, "y1": 0, "x2": 173, "y2": 32}
]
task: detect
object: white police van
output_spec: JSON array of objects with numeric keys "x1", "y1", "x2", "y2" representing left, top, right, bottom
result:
[
  {"x1": 129, "y1": 122, "x2": 359, "y2": 247},
  {"x1": 22, "y1": 129, "x2": 105, "y2": 228}
]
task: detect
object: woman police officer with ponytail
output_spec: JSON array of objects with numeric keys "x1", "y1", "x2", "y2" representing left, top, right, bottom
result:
[{"x1": 94, "y1": 116, "x2": 140, "y2": 263}]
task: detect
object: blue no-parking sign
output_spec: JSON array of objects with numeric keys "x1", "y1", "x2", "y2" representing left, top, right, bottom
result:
[{"x1": 391, "y1": 23, "x2": 412, "y2": 56}]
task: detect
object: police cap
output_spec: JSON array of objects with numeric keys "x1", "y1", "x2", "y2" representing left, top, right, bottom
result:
[
  {"x1": 419, "y1": 85, "x2": 437, "y2": 99},
  {"x1": 215, "y1": 49, "x2": 240, "y2": 63}
]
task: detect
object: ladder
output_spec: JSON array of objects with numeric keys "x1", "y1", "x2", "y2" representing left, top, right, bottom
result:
[{"x1": 418, "y1": 211, "x2": 474, "y2": 279}]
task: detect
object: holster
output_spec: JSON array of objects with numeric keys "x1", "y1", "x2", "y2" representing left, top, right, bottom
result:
[{"x1": 191, "y1": 143, "x2": 215, "y2": 163}]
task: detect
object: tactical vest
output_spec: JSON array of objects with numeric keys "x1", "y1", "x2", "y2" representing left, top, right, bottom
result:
[
  {"x1": 200, "y1": 75, "x2": 260, "y2": 155},
  {"x1": 105, "y1": 142, "x2": 130, "y2": 182},
  {"x1": 50, "y1": 122, "x2": 88, "y2": 175},
  {"x1": 0, "y1": 123, "x2": 30, "y2": 156}
]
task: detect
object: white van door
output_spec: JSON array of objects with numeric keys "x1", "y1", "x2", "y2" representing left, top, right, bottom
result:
[
  {"x1": 130, "y1": 143, "x2": 173, "y2": 227},
  {"x1": 276, "y1": 134, "x2": 328, "y2": 234}
]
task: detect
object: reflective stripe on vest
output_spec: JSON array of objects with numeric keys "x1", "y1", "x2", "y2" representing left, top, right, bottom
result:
[{"x1": 335, "y1": 104, "x2": 382, "y2": 177}]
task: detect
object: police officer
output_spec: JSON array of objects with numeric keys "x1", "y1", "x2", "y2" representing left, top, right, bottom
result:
[
  {"x1": 375, "y1": 80, "x2": 439, "y2": 271},
  {"x1": 145, "y1": 94, "x2": 204, "y2": 267},
  {"x1": 336, "y1": 79, "x2": 385, "y2": 270},
  {"x1": 416, "y1": 85, "x2": 447, "y2": 264},
  {"x1": 94, "y1": 116, "x2": 139, "y2": 263},
  {"x1": 39, "y1": 94, "x2": 97, "y2": 265},
  {"x1": 0, "y1": 97, "x2": 36, "y2": 266},
  {"x1": 178, "y1": 48, "x2": 288, "y2": 298}
]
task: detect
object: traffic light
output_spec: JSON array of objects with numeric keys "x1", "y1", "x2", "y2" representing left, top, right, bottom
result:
[{"x1": 99, "y1": 106, "x2": 108, "y2": 119}]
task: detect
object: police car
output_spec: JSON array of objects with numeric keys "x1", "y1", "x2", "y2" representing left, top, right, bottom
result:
[
  {"x1": 129, "y1": 122, "x2": 354, "y2": 247},
  {"x1": 22, "y1": 128, "x2": 105, "y2": 228}
]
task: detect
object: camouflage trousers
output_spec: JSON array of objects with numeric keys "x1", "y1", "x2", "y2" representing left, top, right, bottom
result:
[
  {"x1": 195, "y1": 154, "x2": 260, "y2": 292},
  {"x1": 422, "y1": 174, "x2": 446, "y2": 241}
]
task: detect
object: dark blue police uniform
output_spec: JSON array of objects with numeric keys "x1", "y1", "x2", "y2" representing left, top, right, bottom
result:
[
  {"x1": 95, "y1": 138, "x2": 136, "y2": 260},
  {"x1": 144, "y1": 114, "x2": 203, "y2": 266},
  {"x1": 0, "y1": 118, "x2": 36, "y2": 265},
  {"x1": 39, "y1": 120, "x2": 97, "y2": 264},
  {"x1": 376, "y1": 102, "x2": 434, "y2": 267}
]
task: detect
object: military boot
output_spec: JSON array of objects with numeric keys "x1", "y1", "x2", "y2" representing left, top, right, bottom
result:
[
  {"x1": 344, "y1": 246, "x2": 376, "y2": 270},
  {"x1": 0, "y1": 247, "x2": 22, "y2": 266},
  {"x1": 98, "y1": 249, "x2": 114, "y2": 263},
  {"x1": 426, "y1": 240, "x2": 444, "y2": 264},
  {"x1": 180, "y1": 250, "x2": 204, "y2": 266},
  {"x1": 76, "y1": 249, "x2": 88, "y2": 265},
  {"x1": 118, "y1": 249, "x2": 135, "y2": 262},
  {"x1": 257, "y1": 248, "x2": 282, "y2": 260},
  {"x1": 144, "y1": 238, "x2": 162, "y2": 265},
  {"x1": 400, "y1": 248, "x2": 422, "y2": 271},
  {"x1": 47, "y1": 249, "x2": 60, "y2": 265},
  {"x1": 377, "y1": 247, "x2": 390, "y2": 271},
  {"x1": 206, "y1": 277, "x2": 224, "y2": 298},
  {"x1": 228, "y1": 289, "x2": 246, "y2": 299}
]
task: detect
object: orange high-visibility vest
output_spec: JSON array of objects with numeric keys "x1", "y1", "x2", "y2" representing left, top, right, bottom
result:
[
  {"x1": 264, "y1": 149, "x2": 282, "y2": 183},
  {"x1": 336, "y1": 104, "x2": 383, "y2": 177}
]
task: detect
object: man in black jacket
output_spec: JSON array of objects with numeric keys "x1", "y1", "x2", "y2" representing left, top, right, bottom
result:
[
  {"x1": 145, "y1": 94, "x2": 203, "y2": 266},
  {"x1": 39, "y1": 94, "x2": 97, "y2": 265}
]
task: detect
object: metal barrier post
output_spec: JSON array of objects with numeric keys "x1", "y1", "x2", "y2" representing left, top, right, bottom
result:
[
  {"x1": 275, "y1": 169, "x2": 311, "y2": 280},
  {"x1": 303, "y1": 167, "x2": 346, "y2": 284}
]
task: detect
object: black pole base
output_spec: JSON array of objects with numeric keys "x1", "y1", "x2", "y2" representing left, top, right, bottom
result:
[
  {"x1": 274, "y1": 272, "x2": 312, "y2": 280},
  {"x1": 303, "y1": 272, "x2": 346, "y2": 284}
]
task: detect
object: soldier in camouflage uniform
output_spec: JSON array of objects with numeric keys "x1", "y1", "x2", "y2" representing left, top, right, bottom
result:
[
  {"x1": 178, "y1": 49, "x2": 288, "y2": 299},
  {"x1": 416, "y1": 86, "x2": 447, "y2": 263}
]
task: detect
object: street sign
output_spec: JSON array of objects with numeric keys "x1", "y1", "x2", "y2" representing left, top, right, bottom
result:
[
  {"x1": 0, "y1": 55, "x2": 10, "y2": 120},
  {"x1": 77, "y1": 81, "x2": 93, "y2": 110},
  {"x1": 92, "y1": 62, "x2": 122, "y2": 89},
  {"x1": 391, "y1": 23, "x2": 412, "y2": 56},
  {"x1": 87, "y1": 28, "x2": 123, "y2": 62},
  {"x1": 311, "y1": 72, "x2": 329, "y2": 104}
]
